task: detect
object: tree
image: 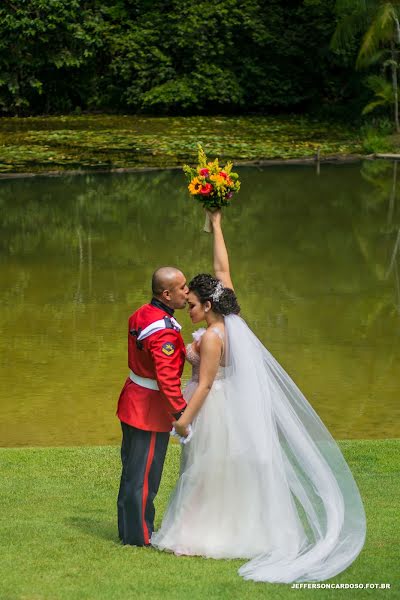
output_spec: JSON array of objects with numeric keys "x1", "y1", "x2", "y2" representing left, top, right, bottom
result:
[{"x1": 332, "y1": 0, "x2": 400, "y2": 131}]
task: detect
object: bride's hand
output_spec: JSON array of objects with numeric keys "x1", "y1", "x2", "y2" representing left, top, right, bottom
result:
[
  {"x1": 206, "y1": 209, "x2": 222, "y2": 229},
  {"x1": 173, "y1": 420, "x2": 190, "y2": 438}
]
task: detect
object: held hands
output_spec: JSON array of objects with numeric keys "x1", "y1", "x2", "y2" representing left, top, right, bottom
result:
[
  {"x1": 171, "y1": 421, "x2": 193, "y2": 445},
  {"x1": 172, "y1": 420, "x2": 190, "y2": 437}
]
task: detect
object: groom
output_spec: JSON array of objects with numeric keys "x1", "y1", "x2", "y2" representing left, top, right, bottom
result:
[{"x1": 117, "y1": 267, "x2": 188, "y2": 546}]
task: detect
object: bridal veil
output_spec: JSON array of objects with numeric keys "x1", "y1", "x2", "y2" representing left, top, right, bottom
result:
[{"x1": 223, "y1": 314, "x2": 366, "y2": 583}]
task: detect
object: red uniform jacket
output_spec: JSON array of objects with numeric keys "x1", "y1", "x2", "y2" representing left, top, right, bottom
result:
[{"x1": 117, "y1": 302, "x2": 187, "y2": 432}]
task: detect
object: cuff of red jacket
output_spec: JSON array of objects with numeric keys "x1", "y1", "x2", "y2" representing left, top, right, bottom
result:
[{"x1": 172, "y1": 409, "x2": 185, "y2": 420}]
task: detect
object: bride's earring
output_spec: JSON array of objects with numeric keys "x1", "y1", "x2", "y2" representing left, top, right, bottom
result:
[{"x1": 205, "y1": 308, "x2": 209, "y2": 313}]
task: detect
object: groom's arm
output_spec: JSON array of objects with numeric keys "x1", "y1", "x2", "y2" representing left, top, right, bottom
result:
[{"x1": 148, "y1": 330, "x2": 187, "y2": 419}]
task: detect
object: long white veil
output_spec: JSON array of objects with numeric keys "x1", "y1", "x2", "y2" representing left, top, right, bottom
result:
[{"x1": 223, "y1": 314, "x2": 366, "y2": 583}]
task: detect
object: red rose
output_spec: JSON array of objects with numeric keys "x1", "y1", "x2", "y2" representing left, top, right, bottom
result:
[
  {"x1": 199, "y1": 168, "x2": 210, "y2": 177},
  {"x1": 219, "y1": 171, "x2": 228, "y2": 179},
  {"x1": 200, "y1": 183, "x2": 213, "y2": 195}
]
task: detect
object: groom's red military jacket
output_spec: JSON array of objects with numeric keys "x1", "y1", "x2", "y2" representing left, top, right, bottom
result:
[{"x1": 117, "y1": 298, "x2": 187, "y2": 432}]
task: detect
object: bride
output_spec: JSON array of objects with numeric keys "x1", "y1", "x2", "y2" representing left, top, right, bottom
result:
[{"x1": 151, "y1": 210, "x2": 366, "y2": 583}]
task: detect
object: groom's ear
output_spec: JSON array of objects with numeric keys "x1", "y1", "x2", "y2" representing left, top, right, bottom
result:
[{"x1": 162, "y1": 289, "x2": 171, "y2": 302}]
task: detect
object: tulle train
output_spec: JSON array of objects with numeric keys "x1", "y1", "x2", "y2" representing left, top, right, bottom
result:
[{"x1": 151, "y1": 315, "x2": 366, "y2": 583}]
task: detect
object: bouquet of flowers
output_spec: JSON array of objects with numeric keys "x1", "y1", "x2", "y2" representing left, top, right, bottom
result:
[{"x1": 183, "y1": 144, "x2": 240, "y2": 232}]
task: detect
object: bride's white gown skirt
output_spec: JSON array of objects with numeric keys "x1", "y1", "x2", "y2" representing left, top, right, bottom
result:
[
  {"x1": 151, "y1": 316, "x2": 366, "y2": 583},
  {"x1": 152, "y1": 378, "x2": 305, "y2": 560}
]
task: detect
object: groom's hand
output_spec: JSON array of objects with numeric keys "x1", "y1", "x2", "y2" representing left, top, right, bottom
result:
[{"x1": 173, "y1": 421, "x2": 189, "y2": 438}]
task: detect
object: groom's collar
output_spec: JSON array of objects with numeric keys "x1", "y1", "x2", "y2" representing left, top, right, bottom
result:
[{"x1": 150, "y1": 297, "x2": 174, "y2": 316}]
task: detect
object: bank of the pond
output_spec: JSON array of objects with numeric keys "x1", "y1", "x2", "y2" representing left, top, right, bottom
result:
[
  {"x1": 0, "y1": 440, "x2": 398, "y2": 600},
  {"x1": 0, "y1": 115, "x2": 364, "y2": 174},
  {"x1": 0, "y1": 155, "x2": 366, "y2": 180}
]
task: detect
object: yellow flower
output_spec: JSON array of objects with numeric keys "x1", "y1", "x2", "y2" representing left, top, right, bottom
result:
[
  {"x1": 210, "y1": 174, "x2": 226, "y2": 187},
  {"x1": 188, "y1": 177, "x2": 202, "y2": 195}
]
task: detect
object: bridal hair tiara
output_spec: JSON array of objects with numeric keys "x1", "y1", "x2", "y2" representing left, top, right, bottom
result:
[{"x1": 211, "y1": 281, "x2": 224, "y2": 302}]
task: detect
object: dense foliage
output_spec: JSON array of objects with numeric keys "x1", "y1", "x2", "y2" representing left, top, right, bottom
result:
[
  {"x1": 0, "y1": 0, "x2": 367, "y2": 116},
  {"x1": 331, "y1": 1, "x2": 400, "y2": 130}
]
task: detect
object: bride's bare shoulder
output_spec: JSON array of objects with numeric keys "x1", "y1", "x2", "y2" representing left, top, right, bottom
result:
[{"x1": 200, "y1": 326, "x2": 224, "y2": 350}]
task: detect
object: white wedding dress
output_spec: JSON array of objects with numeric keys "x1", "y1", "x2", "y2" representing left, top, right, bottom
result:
[{"x1": 151, "y1": 315, "x2": 366, "y2": 583}]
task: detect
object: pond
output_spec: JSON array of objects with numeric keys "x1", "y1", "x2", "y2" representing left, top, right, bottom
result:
[{"x1": 1, "y1": 161, "x2": 399, "y2": 447}]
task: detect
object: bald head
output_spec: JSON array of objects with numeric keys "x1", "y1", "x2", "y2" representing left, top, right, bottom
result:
[
  {"x1": 151, "y1": 267, "x2": 189, "y2": 310},
  {"x1": 151, "y1": 267, "x2": 188, "y2": 310},
  {"x1": 152, "y1": 267, "x2": 182, "y2": 296}
]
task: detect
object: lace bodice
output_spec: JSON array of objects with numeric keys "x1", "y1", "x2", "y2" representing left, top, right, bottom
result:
[{"x1": 186, "y1": 327, "x2": 225, "y2": 382}]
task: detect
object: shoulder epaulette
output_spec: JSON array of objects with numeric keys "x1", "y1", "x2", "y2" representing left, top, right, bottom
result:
[{"x1": 130, "y1": 316, "x2": 182, "y2": 349}]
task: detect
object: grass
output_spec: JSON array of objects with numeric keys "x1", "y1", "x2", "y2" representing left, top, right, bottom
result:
[
  {"x1": 0, "y1": 114, "x2": 362, "y2": 174},
  {"x1": 0, "y1": 440, "x2": 399, "y2": 600}
]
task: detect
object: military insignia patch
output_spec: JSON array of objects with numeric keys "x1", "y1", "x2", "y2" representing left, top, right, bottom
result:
[{"x1": 162, "y1": 342, "x2": 175, "y2": 356}]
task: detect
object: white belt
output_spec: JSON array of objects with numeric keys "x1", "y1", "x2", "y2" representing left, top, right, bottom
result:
[{"x1": 129, "y1": 370, "x2": 159, "y2": 391}]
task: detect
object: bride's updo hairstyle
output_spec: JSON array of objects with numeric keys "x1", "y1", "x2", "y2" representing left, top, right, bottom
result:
[{"x1": 188, "y1": 274, "x2": 240, "y2": 316}]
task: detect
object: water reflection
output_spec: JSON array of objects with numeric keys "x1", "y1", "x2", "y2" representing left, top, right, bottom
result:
[
  {"x1": 0, "y1": 163, "x2": 399, "y2": 446},
  {"x1": 360, "y1": 160, "x2": 400, "y2": 314}
]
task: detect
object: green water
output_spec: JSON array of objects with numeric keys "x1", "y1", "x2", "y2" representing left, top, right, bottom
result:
[{"x1": 1, "y1": 161, "x2": 399, "y2": 447}]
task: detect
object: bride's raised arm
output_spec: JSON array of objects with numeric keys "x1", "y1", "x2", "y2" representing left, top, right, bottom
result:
[{"x1": 208, "y1": 210, "x2": 234, "y2": 291}]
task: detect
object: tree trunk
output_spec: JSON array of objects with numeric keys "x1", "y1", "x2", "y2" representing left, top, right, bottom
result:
[
  {"x1": 388, "y1": 161, "x2": 397, "y2": 228},
  {"x1": 386, "y1": 228, "x2": 400, "y2": 278},
  {"x1": 391, "y1": 40, "x2": 400, "y2": 133}
]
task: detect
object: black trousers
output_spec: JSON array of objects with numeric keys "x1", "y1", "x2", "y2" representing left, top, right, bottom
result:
[{"x1": 117, "y1": 421, "x2": 170, "y2": 546}]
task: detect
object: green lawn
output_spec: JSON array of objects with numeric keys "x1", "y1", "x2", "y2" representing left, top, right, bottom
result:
[
  {"x1": 0, "y1": 440, "x2": 398, "y2": 600},
  {"x1": 0, "y1": 114, "x2": 362, "y2": 174}
]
